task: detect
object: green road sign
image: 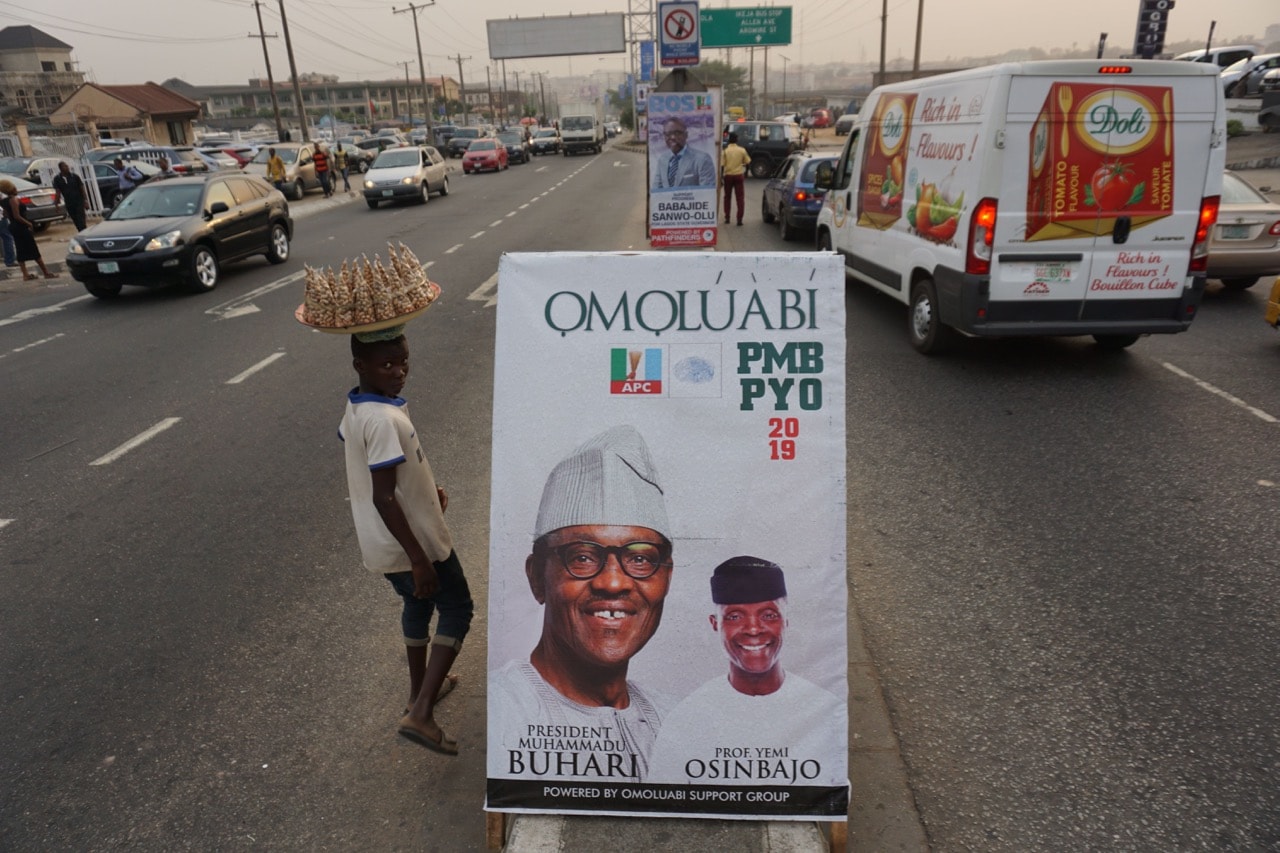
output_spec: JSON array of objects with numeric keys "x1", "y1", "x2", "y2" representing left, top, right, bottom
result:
[{"x1": 700, "y1": 7, "x2": 792, "y2": 48}]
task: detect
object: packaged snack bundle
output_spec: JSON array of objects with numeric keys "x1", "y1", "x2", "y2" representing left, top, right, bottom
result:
[{"x1": 298, "y1": 242, "x2": 440, "y2": 331}]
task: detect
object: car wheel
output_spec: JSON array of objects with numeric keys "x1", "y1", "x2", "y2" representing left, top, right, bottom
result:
[
  {"x1": 184, "y1": 245, "x2": 219, "y2": 293},
  {"x1": 1220, "y1": 276, "x2": 1258, "y2": 290},
  {"x1": 761, "y1": 195, "x2": 775, "y2": 223},
  {"x1": 290, "y1": 180, "x2": 304, "y2": 201},
  {"x1": 749, "y1": 158, "x2": 774, "y2": 179},
  {"x1": 85, "y1": 282, "x2": 122, "y2": 299},
  {"x1": 366, "y1": 198, "x2": 379, "y2": 209},
  {"x1": 1092, "y1": 334, "x2": 1139, "y2": 350},
  {"x1": 356, "y1": 160, "x2": 369, "y2": 174},
  {"x1": 419, "y1": 182, "x2": 430, "y2": 204},
  {"x1": 779, "y1": 206, "x2": 797, "y2": 241},
  {"x1": 438, "y1": 176, "x2": 449, "y2": 197},
  {"x1": 265, "y1": 222, "x2": 290, "y2": 263},
  {"x1": 908, "y1": 277, "x2": 954, "y2": 355}
]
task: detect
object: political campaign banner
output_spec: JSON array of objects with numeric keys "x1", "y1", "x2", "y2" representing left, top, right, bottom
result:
[
  {"x1": 648, "y1": 89, "x2": 721, "y2": 248},
  {"x1": 486, "y1": 251, "x2": 849, "y2": 820}
]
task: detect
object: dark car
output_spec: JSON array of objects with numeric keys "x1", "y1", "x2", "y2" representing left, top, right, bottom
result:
[
  {"x1": 8, "y1": 175, "x2": 67, "y2": 231},
  {"x1": 530, "y1": 127, "x2": 561, "y2": 155},
  {"x1": 335, "y1": 138, "x2": 375, "y2": 173},
  {"x1": 66, "y1": 173, "x2": 292, "y2": 299},
  {"x1": 90, "y1": 160, "x2": 161, "y2": 209},
  {"x1": 761, "y1": 153, "x2": 837, "y2": 241},
  {"x1": 447, "y1": 127, "x2": 485, "y2": 158},
  {"x1": 723, "y1": 120, "x2": 802, "y2": 178},
  {"x1": 497, "y1": 130, "x2": 530, "y2": 164}
]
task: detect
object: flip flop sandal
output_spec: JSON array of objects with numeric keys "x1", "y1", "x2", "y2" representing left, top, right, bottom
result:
[{"x1": 397, "y1": 715, "x2": 458, "y2": 755}]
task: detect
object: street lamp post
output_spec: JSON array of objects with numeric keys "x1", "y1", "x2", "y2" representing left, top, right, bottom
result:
[{"x1": 779, "y1": 54, "x2": 789, "y2": 113}]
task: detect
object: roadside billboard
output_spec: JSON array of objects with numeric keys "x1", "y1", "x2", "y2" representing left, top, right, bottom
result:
[
  {"x1": 485, "y1": 251, "x2": 850, "y2": 821},
  {"x1": 647, "y1": 89, "x2": 721, "y2": 248},
  {"x1": 487, "y1": 14, "x2": 626, "y2": 60}
]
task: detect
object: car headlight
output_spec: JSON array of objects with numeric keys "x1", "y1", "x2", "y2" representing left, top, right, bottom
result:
[
  {"x1": 401, "y1": 176, "x2": 415, "y2": 185},
  {"x1": 364, "y1": 180, "x2": 374, "y2": 189},
  {"x1": 145, "y1": 230, "x2": 183, "y2": 251},
  {"x1": 68, "y1": 239, "x2": 85, "y2": 255}
]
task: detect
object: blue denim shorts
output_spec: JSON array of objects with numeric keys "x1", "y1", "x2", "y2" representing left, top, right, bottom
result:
[{"x1": 384, "y1": 550, "x2": 474, "y2": 649}]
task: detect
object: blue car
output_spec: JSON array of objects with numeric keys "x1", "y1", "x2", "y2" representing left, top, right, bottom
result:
[{"x1": 761, "y1": 153, "x2": 838, "y2": 241}]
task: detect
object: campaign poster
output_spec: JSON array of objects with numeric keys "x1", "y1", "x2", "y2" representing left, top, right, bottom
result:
[
  {"x1": 648, "y1": 89, "x2": 721, "y2": 248},
  {"x1": 486, "y1": 252, "x2": 849, "y2": 821}
]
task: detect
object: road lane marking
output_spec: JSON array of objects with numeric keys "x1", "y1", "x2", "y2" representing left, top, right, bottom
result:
[
  {"x1": 2, "y1": 332, "x2": 65, "y2": 360},
  {"x1": 468, "y1": 272, "x2": 499, "y2": 308},
  {"x1": 444, "y1": 243, "x2": 464, "y2": 254},
  {"x1": 227, "y1": 352, "x2": 286, "y2": 384},
  {"x1": 519, "y1": 203, "x2": 530, "y2": 209},
  {"x1": 206, "y1": 270, "x2": 306, "y2": 320},
  {"x1": 489, "y1": 220, "x2": 503, "y2": 227},
  {"x1": 0, "y1": 295, "x2": 93, "y2": 328},
  {"x1": 470, "y1": 231, "x2": 486, "y2": 239},
  {"x1": 0, "y1": 519, "x2": 13, "y2": 531},
  {"x1": 90, "y1": 418, "x2": 182, "y2": 466},
  {"x1": 1162, "y1": 362, "x2": 1278, "y2": 423},
  {"x1": 505, "y1": 211, "x2": 517, "y2": 218}
]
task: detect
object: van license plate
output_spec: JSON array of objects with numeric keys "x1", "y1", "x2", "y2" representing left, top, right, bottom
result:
[
  {"x1": 1220, "y1": 225, "x2": 1249, "y2": 239},
  {"x1": 382, "y1": 189, "x2": 394, "y2": 197},
  {"x1": 98, "y1": 262, "x2": 119, "y2": 274}
]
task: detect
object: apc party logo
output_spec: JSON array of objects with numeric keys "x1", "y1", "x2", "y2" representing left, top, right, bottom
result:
[
  {"x1": 611, "y1": 347, "x2": 663, "y2": 394},
  {"x1": 610, "y1": 345, "x2": 722, "y2": 397}
]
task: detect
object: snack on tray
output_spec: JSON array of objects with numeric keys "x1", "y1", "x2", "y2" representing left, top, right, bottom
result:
[{"x1": 300, "y1": 242, "x2": 438, "y2": 329}]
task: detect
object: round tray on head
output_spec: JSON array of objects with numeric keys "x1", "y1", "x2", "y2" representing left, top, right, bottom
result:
[{"x1": 294, "y1": 281, "x2": 440, "y2": 334}]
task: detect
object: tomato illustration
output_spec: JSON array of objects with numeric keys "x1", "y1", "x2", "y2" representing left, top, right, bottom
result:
[
  {"x1": 1090, "y1": 162, "x2": 1136, "y2": 211},
  {"x1": 923, "y1": 215, "x2": 959, "y2": 243}
]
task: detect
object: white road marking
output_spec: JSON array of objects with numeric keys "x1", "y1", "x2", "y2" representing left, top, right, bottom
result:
[
  {"x1": 444, "y1": 243, "x2": 464, "y2": 254},
  {"x1": 467, "y1": 272, "x2": 499, "y2": 308},
  {"x1": 0, "y1": 295, "x2": 93, "y2": 328},
  {"x1": 90, "y1": 418, "x2": 182, "y2": 466},
  {"x1": 0, "y1": 519, "x2": 13, "y2": 530},
  {"x1": 2, "y1": 332, "x2": 65, "y2": 359},
  {"x1": 470, "y1": 231, "x2": 486, "y2": 239},
  {"x1": 489, "y1": 220, "x2": 503, "y2": 227},
  {"x1": 519, "y1": 203, "x2": 530, "y2": 209},
  {"x1": 1162, "y1": 362, "x2": 1278, "y2": 423},
  {"x1": 612, "y1": 161, "x2": 629, "y2": 168},
  {"x1": 206, "y1": 270, "x2": 305, "y2": 320},
  {"x1": 505, "y1": 211, "x2": 517, "y2": 218},
  {"x1": 226, "y1": 352, "x2": 286, "y2": 385}
]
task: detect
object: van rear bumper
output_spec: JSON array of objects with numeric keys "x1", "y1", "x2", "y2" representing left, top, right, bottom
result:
[{"x1": 935, "y1": 266, "x2": 1205, "y2": 337}]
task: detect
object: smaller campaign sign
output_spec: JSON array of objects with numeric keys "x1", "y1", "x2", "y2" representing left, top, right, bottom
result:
[
  {"x1": 648, "y1": 89, "x2": 721, "y2": 248},
  {"x1": 658, "y1": 1, "x2": 701, "y2": 68},
  {"x1": 640, "y1": 40, "x2": 656, "y2": 82}
]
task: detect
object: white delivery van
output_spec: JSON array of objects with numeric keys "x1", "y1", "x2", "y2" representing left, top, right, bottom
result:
[{"x1": 815, "y1": 60, "x2": 1225, "y2": 353}]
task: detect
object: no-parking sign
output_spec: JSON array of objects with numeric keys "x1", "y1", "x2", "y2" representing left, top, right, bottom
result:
[{"x1": 658, "y1": 1, "x2": 700, "y2": 67}]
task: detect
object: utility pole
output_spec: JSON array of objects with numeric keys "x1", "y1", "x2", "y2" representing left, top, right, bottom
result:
[
  {"x1": 912, "y1": 0, "x2": 924, "y2": 76},
  {"x1": 450, "y1": 54, "x2": 471, "y2": 125},
  {"x1": 1096, "y1": 32, "x2": 1108, "y2": 59},
  {"x1": 779, "y1": 54, "x2": 789, "y2": 113},
  {"x1": 538, "y1": 72, "x2": 547, "y2": 123},
  {"x1": 486, "y1": 65, "x2": 495, "y2": 125},
  {"x1": 393, "y1": 2, "x2": 435, "y2": 133},
  {"x1": 277, "y1": 0, "x2": 308, "y2": 140},
  {"x1": 878, "y1": 0, "x2": 888, "y2": 86},
  {"x1": 398, "y1": 60, "x2": 414, "y2": 128},
  {"x1": 251, "y1": 1, "x2": 285, "y2": 142}
]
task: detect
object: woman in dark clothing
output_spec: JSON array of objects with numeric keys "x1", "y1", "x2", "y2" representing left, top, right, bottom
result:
[{"x1": 0, "y1": 178, "x2": 55, "y2": 280}]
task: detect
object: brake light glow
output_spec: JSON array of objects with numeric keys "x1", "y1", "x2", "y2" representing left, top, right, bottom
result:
[
  {"x1": 794, "y1": 190, "x2": 809, "y2": 202},
  {"x1": 966, "y1": 197, "x2": 998, "y2": 276},
  {"x1": 1270, "y1": 221, "x2": 1280, "y2": 236},
  {"x1": 1189, "y1": 195, "x2": 1220, "y2": 274},
  {"x1": 1098, "y1": 65, "x2": 1133, "y2": 74}
]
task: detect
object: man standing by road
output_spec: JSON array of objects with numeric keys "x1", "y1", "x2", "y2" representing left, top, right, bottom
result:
[
  {"x1": 266, "y1": 147, "x2": 287, "y2": 192},
  {"x1": 51, "y1": 161, "x2": 88, "y2": 232},
  {"x1": 489, "y1": 425, "x2": 676, "y2": 782},
  {"x1": 647, "y1": 556, "x2": 845, "y2": 787},
  {"x1": 112, "y1": 157, "x2": 146, "y2": 201},
  {"x1": 652, "y1": 116, "x2": 716, "y2": 189},
  {"x1": 721, "y1": 132, "x2": 752, "y2": 226},
  {"x1": 313, "y1": 143, "x2": 332, "y2": 198},
  {"x1": 334, "y1": 143, "x2": 351, "y2": 193}
]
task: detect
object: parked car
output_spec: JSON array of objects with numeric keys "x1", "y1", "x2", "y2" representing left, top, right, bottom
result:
[
  {"x1": 1174, "y1": 45, "x2": 1259, "y2": 67},
  {"x1": 89, "y1": 160, "x2": 161, "y2": 208},
  {"x1": 353, "y1": 136, "x2": 404, "y2": 161},
  {"x1": 723, "y1": 120, "x2": 802, "y2": 178},
  {"x1": 198, "y1": 147, "x2": 241, "y2": 169},
  {"x1": 497, "y1": 130, "x2": 530, "y2": 164},
  {"x1": 803, "y1": 108, "x2": 833, "y2": 129},
  {"x1": 66, "y1": 173, "x2": 292, "y2": 299},
  {"x1": 243, "y1": 142, "x2": 319, "y2": 200},
  {"x1": 761, "y1": 153, "x2": 838, "y2": 241},
  {"x1": 462, "y1": 138, "x2": 508, "y2": 173},
  {"x1": 1221, "y1": 53, "x2": 1280, "y2": 97},
  {"x1": 447, "y1": 127, "x2": 486, "y2": 158},
  {"x1": 116, "y1": 146, "x2": 212, "y2": 174},
  {"x1": 431, "y1": 124, "x2": 459, "y2": 149},
  {"x1": 834, "y1": 113, "x2": 857, "y2": 136},
  {"x1": 0, "y1": 156, "x2": 35, "y2": 178},
  {"x1": 530, "y1": 127, "x2": 561, "y2": 155},
  {"x1": 221, "y1": 146, "x2": 259, "y2": 167},
  {"x1": 7, "y1": 175, "x2": 67, "y2": 231},
  {"x1": 1261, "y1": 67, "x2": 1280, "y2": 94},
  {"x1": 1205, "y1": 170, "x2": 1280, "y2": 290},
  {"x1": 363, "y1": 145, "x2": 450, "y2": 208},
  {"x1": 335, "y1": 137, "x2": 375, "y2": 173}
]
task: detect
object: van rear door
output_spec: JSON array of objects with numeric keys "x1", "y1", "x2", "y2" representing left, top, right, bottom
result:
[{"x1": 994, "y1": 63, "x2": 1221, "y2": 328}]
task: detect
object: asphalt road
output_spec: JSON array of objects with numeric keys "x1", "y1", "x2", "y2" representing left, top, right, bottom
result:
[{"x1": 3, "y1": 137, "x2": 1279, "y2": 852}]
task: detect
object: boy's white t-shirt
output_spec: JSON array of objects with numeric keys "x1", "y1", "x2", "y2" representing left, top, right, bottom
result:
[{"x1": 339, "y1": 389, "x2": 453, "y2": 571}]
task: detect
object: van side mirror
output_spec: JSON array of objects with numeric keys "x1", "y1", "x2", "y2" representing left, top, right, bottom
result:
[{"x1": 814, "y1": 162, "x2": 835, "y2": 190}]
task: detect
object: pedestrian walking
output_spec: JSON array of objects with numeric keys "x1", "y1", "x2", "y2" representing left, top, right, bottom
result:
[
  {"x1": 313, "y1": 143, "x2": 332, "y2": 198},
  {"x1": 51, "y1": 162, "x2": 89, "y2": 231},
  {"x1": 0, "y1": 179, "x2": 56, "y2": 280},
  {"x1": 266, "y1": 147, "x2": 287, "y2": 193},
  {"x1": 339, "y1": 326, "x2": 473, "y2": 755},
  {"x1": 334, "y1": 143, "x2": 351, "y2": 192},
  {"x1": 0, "y1": 184, "x2": 17, "y2": 269},
  {"x1": 721, "y1": 132, "x2": 752, "y2": 226}
]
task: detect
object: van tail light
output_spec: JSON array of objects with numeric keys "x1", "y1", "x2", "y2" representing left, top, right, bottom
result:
[
  {"x1": 1189, "y1": 195, "x2": 1220, "y2": 274},
  {"x1": 1269, "y1": 221, "x2": 1280, "y2": 236},
  {"x1": 793, "y1": 190, "x2": 809, "y2": 202},
  {"x1": 966, "y1": 197, "x2": 998, "y2": 276}
]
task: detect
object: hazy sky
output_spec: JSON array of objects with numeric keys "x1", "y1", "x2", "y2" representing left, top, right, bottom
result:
[{"x1": 6, "y1": 0, "x2": 1278, "y2": 87}]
